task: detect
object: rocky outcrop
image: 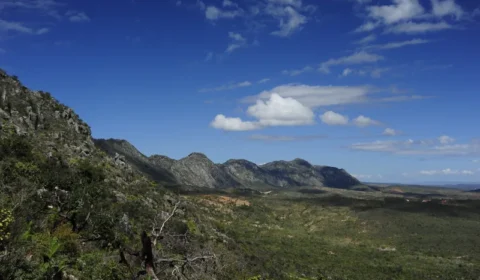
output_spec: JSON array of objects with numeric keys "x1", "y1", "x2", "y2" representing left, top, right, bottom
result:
[
  {"x1": 222, "y1": 158, "x2": 361, "y2": 189},
  {"x1": 0, "y1": 70, "x2": 94, "y2": 159},
  {"x1": 154, "y1": 153, "x2": 241, "y2": 189}
]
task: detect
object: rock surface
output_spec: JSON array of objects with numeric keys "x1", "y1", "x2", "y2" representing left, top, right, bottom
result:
[{"x1": 95, "y1": 139, "x2": 361, "y2": 189}]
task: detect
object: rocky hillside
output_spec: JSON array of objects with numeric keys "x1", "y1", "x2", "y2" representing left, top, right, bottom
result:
[
  {"x1": 95, "y1": 139, "x2": 361, "y2": 189},
  {"x1": 150, "y1": 153, "x2": 241, "y2": 189},
  {"x1": 0, "y1": 70, "x2": 94, "y2": 160},
  {"x1": 0, "y1": 69, "x2": 240, "y2": 279}
]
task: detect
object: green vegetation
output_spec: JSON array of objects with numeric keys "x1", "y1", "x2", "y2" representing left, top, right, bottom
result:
[
  {"x1": 184, "y1": 189, "x2": 480, "y2": 279},
  {"x1": 1, "y1": 129, "x2": 480, "y2": 279}
]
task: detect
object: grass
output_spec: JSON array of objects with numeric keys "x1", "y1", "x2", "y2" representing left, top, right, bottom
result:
[{"x1": 185, "y1": 186, "x2": 480, "y2": 280}]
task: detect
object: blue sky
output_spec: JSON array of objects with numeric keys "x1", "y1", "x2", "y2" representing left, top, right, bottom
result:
[{"x1": 1, "y1": 0, "x2": 480, "y2": 183}]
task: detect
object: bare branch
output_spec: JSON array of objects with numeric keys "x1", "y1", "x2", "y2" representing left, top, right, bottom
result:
[{"x1": 151, "y1": 201, "x2": 180, "y2": 246}]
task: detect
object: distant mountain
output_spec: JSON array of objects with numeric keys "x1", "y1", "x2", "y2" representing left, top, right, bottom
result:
[
  {"x1": 95, "y1": 139, "x2": 361, "y2": 190},
  {"x1": 150, "y1": 153, "x2": 241, "y2": 189}
]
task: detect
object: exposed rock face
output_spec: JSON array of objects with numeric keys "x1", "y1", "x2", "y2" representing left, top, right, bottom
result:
[
  {"x1": 222, "y1": 158, "x2": 360, "y2": 189},
  {"x1": 0, "y1": 70, "x2": 94, "y2": 159},
  {"x1": 153, "y1": 153, "x2": 241, "y2": 189},
  {"x1": 95, "y1": 138, "x2": 361, "y2": 190}
]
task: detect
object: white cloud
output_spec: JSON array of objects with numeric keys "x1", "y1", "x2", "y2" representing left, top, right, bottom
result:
[
  {"x1": 353, "y1": 115, "x2": 380, "y2": 127},
  {"x1": 264, "y1": 0, "x2": 315, "y2": 37},
  {"x1": 342, "y1": 68, "x2": 353, "y2": 77},
  {"x1": 228, "y1": 31, "x2": 245, "y2": 41},
  {"x1": 365, "y1": 38, "x2": 430, "y2": 50},
  {"x1": 244, "y1": 84, "x2": 374, "y2": 108},
  {"x1": 367, "y1": 0, "x2": 425, "y2": 24},
  {"x1": 223, "y1": 0, "x2": 238, "y2": 8},
  {"x1": 438, "y1": 135, "x2": 455, "y2": 144},
  {"x1": 66, "y1": 11, "x2": 90, "y2": 22},
  {"x1": 0, "y1": 19, "x2": 33, "y2": 33},
  {"x1": 36, "y1": 27, "x2": 49, "y2": 34},
  {"x1": 211, "y1": 93, "x2": 315, "y2": 131},
  {"x1": 386, "y1": 21, "x2": 453, "y2": 34},
  {"x1": 268, "y1": 6, "x2": 307, "y2": 37},
  {"x1": 247, "y1": 93, "x2": 315, "y2": 126},
  {"x1": 383, "y1": 128, "x2": 398, "y2": 136},
  {"x1": 0, "y1": 19, "x2": 50, "y2": 35},
  {"x1": 210, "y1": 115, "x2": 261, "y2": 131},
  {"x1": 350, "y1": 138, "x2": 480, "y2": 156},
  {"x1": 420, "y1": 168, "x2": 475, "y2": 175},
  {"x1": 320, "y1": 111, "x2": 349, "y2": 126},
  {"x1": 205, "y1": 6, "x2": 243, "y2": 20},
  {"x1": 282, "y1": 66, "x2": 313, "y2": 76},
  {"x1": 199, "y1": 81, "x2": 252, "y2": 92},
  {"x1": 0, "y1": 0, "x2": 63, "y2": 19},
  {"x1": 319, "y1": 51, "x2": 384, "y2": 73},
  {"x1": 431, "y1": 0, "x2": 464, "y2": 19},
  {"x1": 225, "y1": 31, "x2": 247, "y2": 53},
  {"x1": 354, "y1": 34, "x2": 377, "y2": 44},
  {"x1": 257, "y1": 78, "x2": 270, "y2": 84},
  {"x1": 354, "y1": 0, "x2": 464, "y2": 35},
  {"x1": 355, "y1": 21, "x2": 381, "y2": 33}
]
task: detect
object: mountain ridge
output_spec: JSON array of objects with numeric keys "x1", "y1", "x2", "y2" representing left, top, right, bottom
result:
[{"x1": 94, "y1": 138, "x2": 362, "y2": 190}]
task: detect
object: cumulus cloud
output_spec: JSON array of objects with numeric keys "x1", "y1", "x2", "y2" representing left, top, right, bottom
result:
[
  {"x1": 282, "y1": 66, "x2": 313, "y2": 76},
  {"x1": 367, "y1": 0, "x2": 425, "y2": 24},
  {"x1": 247, "y1": 93, "x2": 315, "y2": 126},
  {"x1": 320, "y1": 111, "x2": 349, "y2": 126},
  {"x1": 211, "y1": 93, "x2": 315, "y2": 131},
  {"x1": 199, "y1": 81, "x2": 252, "y2": 92},
  {"x1": 420, "y1": 168, "x2": 475, "y2": 175},
  {"x1": 353, "y1": 115, "x2": 380, "y2": 127},
  {"x1": 243, "y1": 83, "x2": 424, "y2": 109},
  {"x1": 243, "y1": 84, "x2": 375, "y2": 108},
  {"x1": 383, "y1": 128, "x2": 398, "y2": 136},
  {"x1": 319, "y1": 51, "x2": 384, "y2": 73},
  {"x1": 431, "y1": 0, "x2": 464, "y2": 19},
  {"x1": 210, "y1": 115, "x2": 261, "y2": 131}
]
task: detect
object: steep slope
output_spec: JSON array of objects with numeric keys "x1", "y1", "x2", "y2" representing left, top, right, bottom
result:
[
  {"x1": 0, "y1": 70, "x2": 235, "y2": 279},
  {"x1": 152, "y1": 152, "x2": 242, "y2": 189},
  {"x1": 219, "y1": 159, "x2": 278, "y2": 189},
  {"x1": 0, "y1": 70, "x2": 94, "y2": 160},
  {"x1": 95, "y1": 137, "x2": 361, "y2": 190},
  {"x1": 94, "y1": 138, "x2": 177, "y2": 184}
]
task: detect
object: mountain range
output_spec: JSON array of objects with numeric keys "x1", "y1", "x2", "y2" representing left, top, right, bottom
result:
[
  {"x1": 0, "y1": 68, "x2": 360, "y2": 191},
  {"x1": 93, "y1": 138, "x2": 361, "y2": 190}
]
